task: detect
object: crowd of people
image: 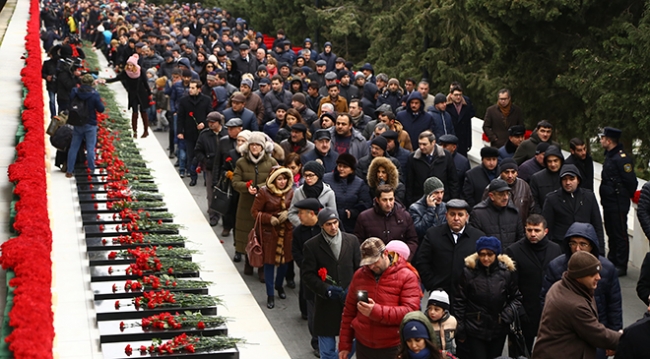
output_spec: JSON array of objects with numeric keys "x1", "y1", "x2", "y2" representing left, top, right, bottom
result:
[{"x1": 40, "y1": 1, "x2": 650, "y2": 359}]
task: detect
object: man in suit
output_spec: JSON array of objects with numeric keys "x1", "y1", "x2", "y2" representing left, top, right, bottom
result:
[
  {"x1": 302, "y1": 208, "x2": 361, "y2": 359},
  {"x1": 415, "y1": 199, "x2": 485, "y2": 309}
]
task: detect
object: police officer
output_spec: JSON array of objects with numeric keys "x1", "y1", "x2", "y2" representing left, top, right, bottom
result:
[{"x1": 600, "y1": 127, "x2": 638, "y2": 276}]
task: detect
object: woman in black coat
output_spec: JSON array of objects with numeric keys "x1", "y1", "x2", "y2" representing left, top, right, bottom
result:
[
  {"x1": 104, "y1": 53, "x2": 152, "y2": 138},
  {"x1": 454, "y1": 236, "x2": 522, "y2": 359},
  {"x1": 322, "y1": 154, "x2": 371, "y2": 233}
]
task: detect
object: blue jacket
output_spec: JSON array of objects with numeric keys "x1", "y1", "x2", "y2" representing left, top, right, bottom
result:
[
  {"x1": 222, "y1": 107, "x2": 259, "y2": 131},
  {"x1": 427, "y1": 106, "x2": 455, "y2": 141},
  {"x1": 396, "y1": 92, "x2": 434, "y2": 146},
  {"x1": 323, "y1": 171, "x2": 372, "y2": 233},
  {"x1": 167, "y1": 81, "x2": 188, "y2": 113},
  {"x1": 541, "y1": 222, "x2": 623, "y2": 331},
  {"x1": 70, "y1": 86, "x2": 105, "y2": 126},
  {"x1": 301, "y1": 148, "x2": 339, "y2": 173},
  {"x1": 408, "y1": 197, "x2": 447, "y2": 239}
]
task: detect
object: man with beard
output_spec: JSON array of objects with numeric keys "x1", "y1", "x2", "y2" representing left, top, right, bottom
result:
[
  {"x1": 301, "y1": 129, "x2": 339, "y2": 172},
  {"x1": 482, "y1": 89, "x2": 525, "y2": 148},
  {"x1": 514, "y1": 120, "x2": 558, "y2": 165},
  {"x1": 481, "y1": 158, "x2": 536, "y2": 224},
  {"x1": 263, "y1": 75, "x2": 293, "y2": 122},
  {"x1": 446, "y1": 84, "x2": 475, "y2": 157},
  {"x1": 338, "y1": 70, "x2": 359, "y2": 104},
  {"x1": 239, "y1": 78, "x2": 264, "y2": 126}
]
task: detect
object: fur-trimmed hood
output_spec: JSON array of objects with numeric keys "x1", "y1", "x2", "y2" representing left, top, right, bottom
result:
[
  {"x1": 265, "y1": 167, "x2": 294, "y2": 195},
  {"x1": 367, "y1": 156, "x2": 399, "y2": 189},
  {"x1": 464, "y1": 253, "x2": 516, "y2": 271}
]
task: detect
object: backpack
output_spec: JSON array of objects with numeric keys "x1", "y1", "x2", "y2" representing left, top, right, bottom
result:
[{"x1": 67, "y1": 95, "x2": 89, "y2": 126}]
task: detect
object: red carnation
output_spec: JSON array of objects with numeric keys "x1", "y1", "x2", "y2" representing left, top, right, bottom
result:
[
  {"x1": 225, "y1": 156, "x2": 232, "y2": 162},
  {"x1": 189, "y1": 111, "x2": 194, "y2": 117},
  {"x1": 197, "y1": 321, "x2": 205, "y2": 330},
  {"x1": 119, "y1": 321, "x2": 125, "y2": 331},
  {"x1": 140, "y1": 345, "x2": 147, "y2": 353},
  {"x1": 115, "y1": 300, "x2": 121, "y2": 309},
  {"x1": 108, "y1": 251, "x2": 117, "y2": 259},
  {"x1": 124, "y1": 344, "x2": 132, "y2": 356},
  {"x1": 246, "y1": 180, "x2": 253, "y2": 188},
  {"x1": 633, "y1": 190, "x2": 641, "y2": 204},
  {"x1": 318, "y1": 267, "x2": 327, "y2": 282}
]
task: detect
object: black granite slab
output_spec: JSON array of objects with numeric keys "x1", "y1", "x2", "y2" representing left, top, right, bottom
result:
[
  {"x1": 78, "y1": 193, "x2": 164, "y2": 203},
  {"x1": 98, "y1": 318, "x2": 227, "y2": 343},
  {"x1": 84, "y1": 224, "x2": 179, "y2": 238},
  {"x1": 91, "y1": 281, "x2": 209, "y2": 300},
  {"x1": 101, "y1": 341, "x2": 238, "y2": 359},
  {"x1": 91, "y1": 265, "x2": 199, "y2": 282},
  {"x1": 75, "y1": 177, "x2": 155, "y2": 185},
  {"x1": 77, "y1": 184, "x2": 159, "y2": 194},
  {"x1": 95, "y1": 299, "x2": 216, "y2": 321},
  {"x1": 86, "y1": 237, "x2": 185, "y2": 251},
  {"x1": 82, "y1": 213, "x2": 173, "y2": 225},
  {"x1": 88, "y1": 250, "x2": 191, "y2": 266},
  {"x1": 79, "y1": 203, "x2": 168, "y2": 214}
]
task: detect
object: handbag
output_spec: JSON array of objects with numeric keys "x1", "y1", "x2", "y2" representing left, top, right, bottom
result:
[
  {"x1": 508, "y1": 302, "x2": 531, "y2": 358},
  {"x1": 246, "y1": 213, "x2": 264, "y2": 268},
  {"x1": 210, "y1": 184, "x2": 231, "y2": 215},
  {"x1": 46, "y1": 112, "x2": 68, "y2": 136}
]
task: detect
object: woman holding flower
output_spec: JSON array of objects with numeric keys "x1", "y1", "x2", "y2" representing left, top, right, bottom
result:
[
  {"x1": 232, "y1": 132, "x2": 278, "y2": 278},
  {"x1": 251, "y1": 166, "x2": 295, "y2": 309}
]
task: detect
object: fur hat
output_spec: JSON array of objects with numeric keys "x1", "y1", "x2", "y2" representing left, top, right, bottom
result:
[
  {"x1": 568, "y1": 251, "x2": 601, "y2": 279},
  {"x1": 476, "y1": 236, "x2": 502, "y2": 255},
  {"x1": 423, "y1": 177, "x2": 444, "y2": 195},
  {"x1": 336, "y1": 153, "x2": 356, "y2": 169},
  {"x1": 427, "y1": 289, "x2": 450, "y2": 311},
  {"x1": 303, "y1": 161, "x2": 325, "y2": 180},
  {"x1": 480, "y1": 146, "x2": 499, "y2": 159},
  {"x1": 248, "y1": 131, "x2": 266, "y2": 147}
]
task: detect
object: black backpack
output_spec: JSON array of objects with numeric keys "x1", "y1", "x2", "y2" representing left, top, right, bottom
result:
[{"x1": 67, "y1": 95, "x2": 89, "y2": 126}]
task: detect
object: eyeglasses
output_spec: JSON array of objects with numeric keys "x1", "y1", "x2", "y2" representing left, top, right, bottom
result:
[
  {"x1": 304, "y1": 173, "x2": 317, "y2": 178},
  {"x1": 568, "y1": 241, "x2": 591, "y2": 249}
]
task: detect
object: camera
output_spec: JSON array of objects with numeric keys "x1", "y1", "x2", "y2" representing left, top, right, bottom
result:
[{"x1": 357, "y1": 290, "x2": 368, "y2": 303}]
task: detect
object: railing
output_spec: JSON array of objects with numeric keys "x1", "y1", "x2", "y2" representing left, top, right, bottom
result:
[{"x1": 469, "y1": 117, "x2": 649, "y2": 268}]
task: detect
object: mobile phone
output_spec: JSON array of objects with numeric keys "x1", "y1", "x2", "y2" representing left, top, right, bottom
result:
[{"x1": 357, "y1": 290, "x2": 368, "y2": 303}]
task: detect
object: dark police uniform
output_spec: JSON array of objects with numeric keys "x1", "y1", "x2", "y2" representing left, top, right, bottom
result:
[{"x1": 599, "y1": 127, "x2": 637, "y2": 274}]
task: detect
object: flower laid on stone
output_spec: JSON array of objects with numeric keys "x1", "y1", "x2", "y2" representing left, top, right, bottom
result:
[
  {"x1": 125, "y1": 333, "x2": 244, "y2": 355},
  {"x1": 136, "y1": 311, "x2": 226, "y2": 330}
]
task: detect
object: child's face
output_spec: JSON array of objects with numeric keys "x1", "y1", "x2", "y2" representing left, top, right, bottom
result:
[
  {"x1": 428, "y1": 305, "x2": 445, "y2": 322},
  {"x1": 406, "y1": 338, "x2": 425, "y2": 354},
  {"x1": 146, "y1": 72, "x2": 153, "y2": 79}
]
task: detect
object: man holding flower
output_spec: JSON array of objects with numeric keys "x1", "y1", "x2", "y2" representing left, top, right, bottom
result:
[
  {"x1": 177, "y1": 79, "x2": 212, "y2": 186},
  {"x1": 302, "y1": 208, "x2": 361, "y2": 359}
]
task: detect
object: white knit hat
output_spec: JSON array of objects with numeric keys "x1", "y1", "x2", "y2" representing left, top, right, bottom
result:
[{"x1": 427, "y1": 289, "x2": 450, "y2": 310}]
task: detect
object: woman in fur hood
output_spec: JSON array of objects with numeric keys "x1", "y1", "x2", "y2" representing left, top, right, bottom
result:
[
  {"x1": 367, "y1": 156, "x2": 406, "y2": 204},
  {"x1": 453, "y1": 236, "x2": 523, "y2": 359}
]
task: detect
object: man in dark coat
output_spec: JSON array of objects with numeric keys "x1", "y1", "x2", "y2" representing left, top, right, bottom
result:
[
  {"x1": 637, "y1": 252, "x2": 650, "y2": 305},
  {"x1": 193, "y1": 112, "x2": 223, "y2": 226},
  {"x1": 535, "y1": 251, "x2": 621, "y2": 359},
  {"x1": 518, "y1": 142, "x2": 549, "y2": 182},
  {"x1": 222, "y1": 92, "x2": 259, "y2": 131},
  {"x1": 438, "y1": 134, "x2": 470, "y2": 199},
  {"x1": 263, "y1": 75, "x2": 293, "y2": 122},
  {"x1": 177, "y1": 79, "x2": 212, "y2": 185},
  {"x1": 406, "y1": 131, "x2": 458, "y2": 205},
  {"x1": 354, "y1": 185, "x2": 419, "y2": 259},
  {"x1": 614, "y1": 308, "x2": 650, "y2": 359},
  {"x1": 215, "y1": 118, "x2": 243, "y2": 237},
  {"x1": 505, "y1": 214, "x2": 562, "y2": 353},
  {"x1": 482, "y1": 89, "x2": 525, "y2": 148},
  {"x1": 498, "y1": 125, "x2": 526, "y2": 162},
  {"x1": 599, "y1": 127, "x2": 638, "y2": 276},
  {"x1": 470, "y1": 178, "x2": 524, "y2": 250},
  {"x1": 542, "y1": 164, "x2": 604, "y2": 251},
  {"x1": 302, "y1": 208, "x2": 360, "y2": 359},
  {"x1": 446, "y1": 84, "x2": 475, "y2": 157},
  {"x1": 481, "y1": 158, "x2": 536, "y2": 224},
  {"x1": 529, "y1": 145, "x2": 564, "y2": 213},
  {"x1": 462, "y1": 146, "x2": 499, "y2": 208},
  {"x1": 513, "y1": 120, "x2": 559, "y2": 165},
  {"x1": 280, "y1": 123, "x2": 314, "y2": 156},
  {"x1": 291, "y1": 198, "x2": 323, "y2": 356},
  {"x1": 565, "y1": 137, "x2": 594, "y2": 191},
  {"x1": 301, "y1": 129, "x2": 339, "y2": 173},
  {"x1": 415, "y1": 199, "x2": 484, "y2": 310},
  {"x1": 396, "y1": 91, "x2": 434, "y2": 147},
  {"x1": 541, "y1": 222, "x2": 623, "y2": 359}
]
